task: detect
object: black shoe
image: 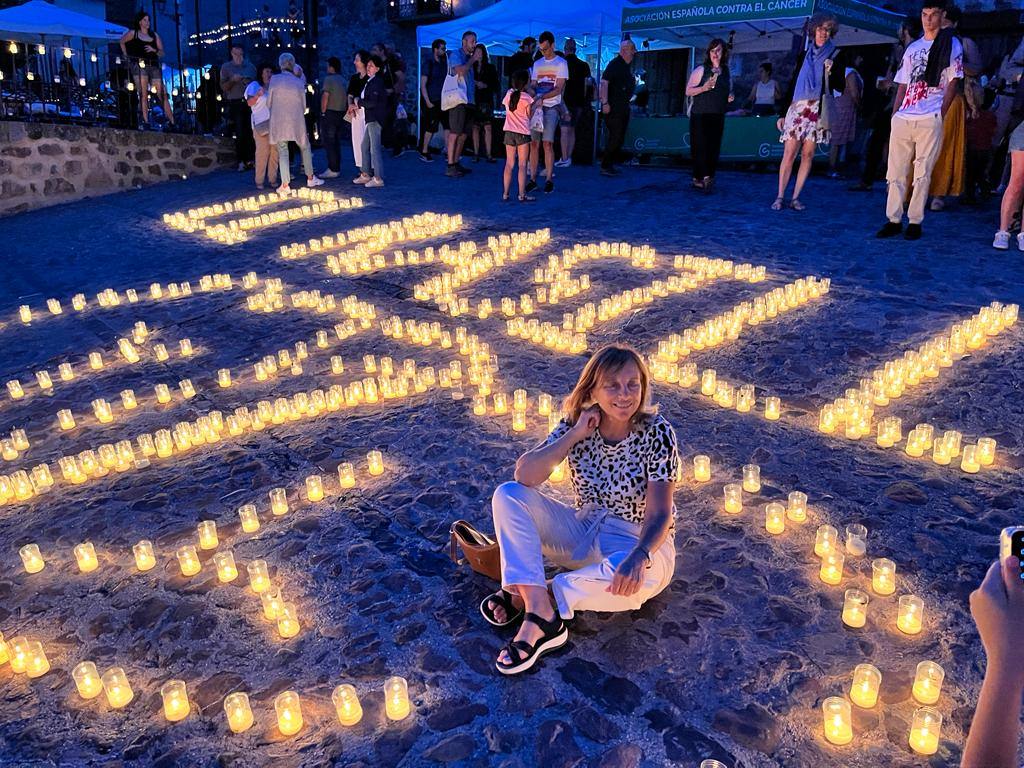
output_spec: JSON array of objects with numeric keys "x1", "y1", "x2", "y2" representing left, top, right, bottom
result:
[
  {"x1": 904, "y1": 223, "x2": 922, "y2": 240},
  {"x1": 600, "y1": 167, "x2": 620, "y2": 177},
  {"x1": 525, "y1": 179, "x2": 537, "y2": 193},
  {"x1": 455, "y1": 162, "x2": 472, "y2": 175},
  {"x1": 418, "y1": 151, "x2": 433, "y2": 163},
  {"x1": 445, "y1": 164, "x2": 462, "y2": 178},
  {"x1": 544, "y1": 180, "x2": 554, "y2": 193},
  {"x1": 875, "y1": 221, "x2": 902, "y2": 238}
]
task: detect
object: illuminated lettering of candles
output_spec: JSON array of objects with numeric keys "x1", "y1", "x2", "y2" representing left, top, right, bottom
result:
[
  {"x1": 277, "y1": 603, "x2": 300, "y2": 638},
  {"x1": 765, "y1": 503, "x2": 786, "y2": 535},
  {"x1": 197, "y1": 520, "x2": 219, "y2": 550},
  {"x1": 176, "y1": 545, "x2": 201, "y2": 576},
  {"x1": 161, "y1": 680, "x2": 191, "y2": 722},
  {"x1": 821, "y1": 696, "x2": 852, "y2": 745},
  {"x1": 908, "y1": 707, "x2": 941, "y2": 755},
  {"x1": 20, "y1": 543, "x2": 45, "y2": 573},
  {"x1": 73, "y1": 661, "x2": 103, "y2": 698},
  {"x1": 224, "y1": 692, "x2": 255, "y2": 733},
  {"x1": 912, "y1": 661, "x2": 944, "y2": 705},
  {"x1": 742, "y1": 464, "x2": 761, "y2": 493},
  {"x1": 693, "y1": 455, "x2": 711, "y2": 482},
  {"x1": 897, "y1": 594, "x2": 924, "y2": 635},
  {"x1": 214, "y1": 551, "x2": 238, "y2": 582},
  {"x1": 723, "y1": 484, "x2": 743, "y2": 514},
  {"x1": 270, "y1": 487, "x2": 289, "y2": 515},
  {"x1": 332, "y1": 684, "x2": 363, "y2": 725},
  {"x1": 102, "y1": 667, "x2": 135, "y2": 708},
  {"x1": 74, "y1": 542, "x2": 99, "y2": 573},
  {"x1": 820, "y1": 551, "x2": 844, "y2": 585},
  {"x1": 850, "y1": 663, "x2": 881, "y2": 708},
  {"x1": 384, "y1": 676, "x2": 411, "y2": 720},
  {"x1": 842, "y1": 589, "x2": 868, "y2": 628}
]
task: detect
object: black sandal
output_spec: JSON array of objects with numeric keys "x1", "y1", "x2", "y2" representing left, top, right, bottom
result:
[
  {"x1": 495, "y1": 611, "x2": 568, "y2": 675},
  {"x1": 480, "y1": 589, "x2": 523, "y2": 628}
]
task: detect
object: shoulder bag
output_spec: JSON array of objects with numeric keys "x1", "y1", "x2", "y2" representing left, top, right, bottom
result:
[
  {"x1": 449, "y1": 519, "x2": 500, "y2": 581},
  {"x1": 441, "y1": 66, "x2": 468, "y2": 111}
]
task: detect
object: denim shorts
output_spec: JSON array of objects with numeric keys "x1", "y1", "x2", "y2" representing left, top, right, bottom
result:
[
  {"x1": 531, "y1": 106, "x2": 561, "y2": 142},
  {"x1": 1010, "y1": 121, "x2": 1024, "y2": 153}
]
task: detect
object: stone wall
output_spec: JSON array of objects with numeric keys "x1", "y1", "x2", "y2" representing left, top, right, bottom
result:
[{"x1": 0, "y1": 122, "x2": 235, "y2": 217}]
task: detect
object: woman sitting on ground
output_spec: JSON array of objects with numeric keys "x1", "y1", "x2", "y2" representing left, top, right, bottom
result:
[{"x1": 483, "y1": 344, "x2": 680, "y2": 675}]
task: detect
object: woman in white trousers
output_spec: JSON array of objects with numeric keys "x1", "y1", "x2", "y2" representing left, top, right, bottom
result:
[
  {"x1": 347, "y1": 51, "x2": 370, "y2": 172},
  {"x1": 484, "y1": 344, "x2": 680, "y2": 675}
]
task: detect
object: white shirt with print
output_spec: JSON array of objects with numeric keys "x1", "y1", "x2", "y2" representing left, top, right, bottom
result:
[
  {"x1": 894, "y1": 35, "x2": 963, "y2": 119},
  {"x1": 531, "y1": 55, "x2": 569, "y2": 107}
]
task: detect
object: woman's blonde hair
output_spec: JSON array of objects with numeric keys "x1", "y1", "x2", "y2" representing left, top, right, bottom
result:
[{"x1": 562, "y1": 343, "x2": 657, "y2": 426}]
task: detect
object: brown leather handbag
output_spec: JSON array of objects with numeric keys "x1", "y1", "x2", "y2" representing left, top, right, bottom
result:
[{"x1": 449, "y1": 520, "x2": 501, "y2": 582}]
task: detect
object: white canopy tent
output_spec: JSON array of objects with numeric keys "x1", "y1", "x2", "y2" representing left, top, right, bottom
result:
[{"x1": 0, "y1": 0, "x2": 126, "y2": 42}]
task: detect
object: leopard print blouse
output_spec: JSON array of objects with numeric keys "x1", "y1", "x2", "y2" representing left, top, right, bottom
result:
[{"x1": 544, "y1": 412, "x2": 681, "y2": 524}]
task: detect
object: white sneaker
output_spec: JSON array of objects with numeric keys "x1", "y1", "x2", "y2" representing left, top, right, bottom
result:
[
  {"x1": 276, "y1": 184, "x2": 291, "y2": 195},
  {"x1": 352, "y1": 173, "x2": 371, "y2": 185},
  {"x1": 993, "y1": 231, "x2": 1010, "y2": 250},
  {"x1": 319, "y1": 169, "x2": 340, "y2": 179},
  {"x1": 238, "y1": 162, "x2": 247, "y2": 172},
  {"x1": 554, "y1": 158, "x2": 571, "y2": 168},
  {"x1": 1018, "y1": 232, "x2": 1024, "y2": 251},
  {"x1": 307, "y1": 176, "x2": 324, "y2": 187},
  {"x1": 365, "y1": 178, "x2": 385, "y2": 188}
]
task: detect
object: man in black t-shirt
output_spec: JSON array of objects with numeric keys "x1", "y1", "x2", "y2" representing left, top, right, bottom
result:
[
  {"x1": 599, "y1": 38, "x2": 636, "y2": 175},
  {"x1": 419, "y1": 38, "x2": 447, "y2": 162},
  {"x1": 507, "y1": 37, "x2": 537, "y2": 86},
  {"x1": 557, "y1": 37, "x2": 593, "y2": 167}
]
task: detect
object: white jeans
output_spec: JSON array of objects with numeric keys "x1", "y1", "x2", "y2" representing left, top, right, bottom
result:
[
  {"x1": 350, "y1": 107, "x2": 365, "y2": 170},
  {"x1": 885, "y1": 113, "x2": 944, "y2": 225},
  {"x1": 491, "y1": 481, "x2": 675, "y2": 620}
]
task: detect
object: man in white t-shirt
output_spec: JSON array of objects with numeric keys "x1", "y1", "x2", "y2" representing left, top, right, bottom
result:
[
  {"x1": 876, "y1": 0, "x2": 963, "y2": 240},
  {"x1": 527, "y1": 30, "x2": 568, "y2": 194}
]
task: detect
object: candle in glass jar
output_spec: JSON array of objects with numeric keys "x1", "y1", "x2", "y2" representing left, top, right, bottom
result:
[
  {"x1": 337, "y1": 462, "x2": 356, "y2": 488},
  {"x1": 89, "y1": 352, "x2": 103, "y2": 370},
  {"x1": 197, "y1": 520, "x2": 219, "y2": 550},
  {"x1": 9, "y1": 636, "x2": 30, "y2": 673},
  {"x1": 133, "y1": 540, "x2": 156, "y2": 571},
  {"x1": 275, "y1": 690, "x2": 303, "y2": 736},
  {"x1": 74, "y1": 542, "x2": 99, "y2": 573},
  {"x1": 897, "y1": 594, "x2": 924, "y2": 634},
  {"x1": 841, "y1": 589, "x2": 868, "y2": 627},
  {"x1": 814, "y1": 525, "x2": 838, "y2": 557},
  {"x1": 845, "y1": 524, "x2": 867, "y2": 556},
  {"x1": 976, "y1": 437, "x2": 995, "y2": 466},
  {"x1": 57, "y1": 409, "x2": 76, "y2": 430},
  {"x1": 72, "y1": 661, "x2": 103, "y2": 698},
  {"x1": 765, "y1": 503, "x2": 786, "y2": 535},
  {"x1": 332, "y1": 683, "x2": 363, "y2": 725},
  {"x1": 384, "y1": 676, "x2": 411, "y2": 720},
  {"x1": 214, "y1": 551, "x2": 238, "y2": 583},
  {"x1": 92, "y1": 398, "x2": 114, "y2": 423},
  {"x1": 700, "y1": 369, "x2": 717, "y2": 396},
  {"x1": 367, "y1": 450, "x2": 385, "y2": 476},
  {"x1": 261, "y1": 588, "x2": 284, "y2": 620},
  {"x1": 908, "y1": 707, "x2": 941, "y2": 755},
  {"x1": 224, "y1": 692, "x2": 254, "y2": 733},
  {"x1": 102, "y1": 667, "x2": 134, "y2": 708},
  {"x1": 693, "y1": 455, "x2": 711, "y2": 482},
  {"x1": 176, "y1": 545, "x2": 201, "y2": 576},
  {"x1": 306, "y1": 474, "x2": 324, "y2": 501},
  {"x1": 247, "y1": 559, "x2": 270, "y2": 592},
  {"x1": 820, "y1": 551, "x2": 845, "y2": 585},
  {"x1": 20, "y1": 543, "x2": 45, "y2": 573},
  {"x1": 120, "y1": 389, "x2": 138, "y2": 410},
  {"x1": 723, "y1": 484, "x2": 743, "y2": 514},
  {"x1": 742, "y1": 464, "x2": 761, "y2": 493},
  {"x1": 821, "y1": 696, "x2": 852, "y2": 745},
  {"x1": 763, "y1": 396, "x2": 781, "y2": 420},
  {"x1": 23, "y1": 641, "x2": 49, "y2": 678},
  {"x1": 787, "y1": 491, "x2": 807, "y2": 522},
  {"x1": 912, "y1": 661, "x2": 944, "y2": 705},
  {"x1": 871, "y1": 558, "x2": 896, "y2": 595},
  {"x1": 277, "y1": 603, "x2": 300, "y2": 638},
  {"x1": 270, "y1": 487, "x2": 289, "y2": 515},
  {"x1": 179, "y1": 338, "x2": 194, "y2": 357},
  {"x1": 161, "y1": 680, "x2": 190, "y2": 722},
  {"x1": 179, "y1": 379, "x2": 196, "y2": 399},
  {"x1": 960, "y1": 445, "x2": 980, "y2": 473},
  {"x1": 237, "y1": 504, "x2": 259, "y2": 533},
  {"x1": 512, "y1": 410, "x2": 526, "y2": 431},
  {"x1": 155, "y1": 384, "x2": 171, "y2": 404},
  {"x1": 538, "y1": 393, "x2": 552, "y2": 416},
  {"x1": 0, "y1": 632, "x2": 9, "y2": 665},
  {"x1": 59, "y1": 363, "x2": 74, "y2": 381},
  {"x1": 850, "y1": 663, "x2": 881, "y2": 708},
  {"x1": 493, "y1": 392, "x2": 508, "y2": 414}
]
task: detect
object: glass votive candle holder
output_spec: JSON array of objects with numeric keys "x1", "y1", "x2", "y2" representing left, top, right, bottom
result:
[
  {"x1": 821, "y1": 696, "x2": 852, "y2": 745},
  {"x1": 154, "y1": 384, "x2": 171, "y2": 404},
  {"x1": 238, "y1": 504, "x2": 260, "y2": 533},
  {"x1": 700, "y1": 762, "x2": 729, "y2": 768},
  {"x1": 723, "y1": 484, "x2": 743, "y2": 514},
  {"x1": 337, "y1": 462, "x2": 356, "y2": 488},
  {"x1": 305, "y1": 474, "x2": 324, "y2": 502},
  {"x1": 700, "y1": 369, "x2": 717, "y2": 396},
  {"x1": 176, "y1": 545, "x2": 201, "y2": 577},
  {"x1": 960, "y1": 445, "x2": 980, "y2": 473},
  {"x1": 20, "y1": 543, "x2": 45, "y2": 573},
  {"x1": 841, "y1": 589, "x2": 869, "y2": 628},
  {"x1": 57, "y1": 409, "x2": 76, "y2": 430},
  {"x1": 871, "y1": 558, "x2": 896, "y2": 595},
  {"x1": 765, "y1": 503, "x2": 786, "y2": 535},
  {"x1": 161, "y1": 680, "x2": 190, "y2": 722},
  {"x1": 213, "y1": 551, "x2": 238, "y2": 583},
  {"x1": 261, "y1": 588, "x2": 284, "y2": 620},
  {"x1": 537, "y1": 393, "x2": 552, "y2": 416},
  {"x1": 976, "y1": 437, "x2": 996, "y2": 466},
  {"x1": 72, "y1": 660, "x2": 103, "y2": 698},
  {"x1": 512, "y1": 410, "x2": 526, "y2": 431},
  {"x1": 693, "y1": 455, "x2": 711, "y2": 482},
  {"x1": 742, "y1": 464, "x2": 761, "y2": 493},
  {"x1": 59, "y1": 362, "x2": 74, "y2": 381},
  {"x1": 786, "y1": 491, "x2": 807, "y2": 522},
  {"x1": 912, "y1": 661, "x2": 944, "y2": 705},
  {"x1": 931, "y1": 440, "x2": 951, "y2": 466},
  {"x1": 197, "y1": 520, "x2": 218, "y2": 550},
  {"x1": 102, "y1": 667, "x2": 134, "y2": 708},
  {"x1": 8, "y1": 636, "x2": 30, "y2": 673},
  {"x1": 88, "y1": 351, "x2": 103, "y2": 370},
  {"x1": 269, "y1": 487, "x2": 289, "y2": 515},
  {"x1": 897, "y1": 594, "x2": 924, "y2": 635},
  {"x1": 247, "y1": 559, "x2": 270, "y2": 593},
  {"x1": 275, "y1": 690, "x2": 304, "y2": 736},
  {"x1": 367, "y1": 450, "x2": 385, "y2": 476},
  {"x1": 819, "y1": 551, "x2": 845, "y2": 585},
  {"x1": 23, "y1": 640, "x2": 49, "y2": 678},
  {"x1": 133, "y1": 540, "x2": 156, "y2": 571},
  {"x1": 224, "y1": 692, "x2": 254, "y2": 733},
  {"x1": 74, "y1": 542, "x2": 99, "y2": 573},
  {"x1": 217, "y1": 369, "x2": 232, "y2": 388},
  {"x1": 277, "y1": 603, "x2": 300, "y2": 638},
  {"x1": 120, "y1": 389, "x2": 138, "y2": 410},
  {"x1": 179, "y1": 338, "x2": 194, "y2": 357},
  {"x1": 814, "y1": 525, "x2": 838, "y2": 557},
  {"x1": 908, "y1": 706, "x2": 941, "y2": 755},
  {"x1": 763, "y1": 396, "x2": 781, "y2": 420},
  {"x1": 845, "y1": 524, "x2": 867, "y2": 556},
  {"x1": 850, "y1": 663, "x2": 881, "y2": 708},
  {"x1": 384, "y1": 676, "x2": 411, "y2": 720},
  {"x1": 333, "y1": 683, "x2": 363, "y2": 726}
]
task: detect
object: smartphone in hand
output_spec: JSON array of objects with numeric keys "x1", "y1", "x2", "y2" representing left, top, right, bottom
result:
[{"x1": 1000, "y1": 526, "x2": 1024, "y2": 581}]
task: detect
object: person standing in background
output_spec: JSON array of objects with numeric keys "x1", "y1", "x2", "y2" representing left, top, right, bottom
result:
[
  {"x1": 558, "y1": 38, "x2": 592, "y2": 168},
  {"x1": 353, "y1": 54, "x2": 388, "y2": 188},
  {"x1": 221, "y1": 44, "x2": 257, "y2": 171},
  {"x1": 347, "y1": 51, "x2": 370, "y2": 177},
  {"x1": 443, "y1": 31, "x2": 481, "y2": 178},
  {"x1": 471, "y1": 43, "x2": 499, "y2": 163},
  {"x1": 599, "y1": 38, "x2": 636, "y2": 177},
  {"x1": 370, "y1": 42, "x2": 397, "y2": 153},
  {"x1": 827, "y1": 54, "x2": 863, "y2": 177},
  {"x1": 527, "y1": 31, "x2": 569, "y2": 194},
  {"x1": 419, "y1": 39, "x2": 447, "y2": 162},
  {"x1": 748, "y1": 62, "x2": 780, "y2": 116},
  {"x1": 319, "y1": 56, "x2": 347, "y2": 179},
  {"x1": 267, "y1": 52, "x2": 323, "y2": 193},
  {"x1": 244, "y1": 62, "x2": 279, "y2": 190},
  {"x1": 926, "y1": 4, "x2": 970, "y2": 211},
  {"x1": 391, "y1": 52, "x2": 410, "y2": 158},
  {"x1": 508, "y1": 37, "x2": 538, "y2": 87},
  {"x1": 685, "y1": 38, "x2": 733, "y2": 193}
]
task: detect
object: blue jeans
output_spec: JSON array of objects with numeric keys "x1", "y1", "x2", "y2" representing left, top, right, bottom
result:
[
  {"x1": 277, "y1": 136, "x2": 313, "y2": 186},
  {"x1": 360, "y1": 120, "x2": 383, "y2": 179}
]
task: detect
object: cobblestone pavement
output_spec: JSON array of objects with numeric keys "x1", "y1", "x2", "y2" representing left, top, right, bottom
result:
[{"x1": 1, "y1": 147, "x2": 1022, "y2": 768}]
